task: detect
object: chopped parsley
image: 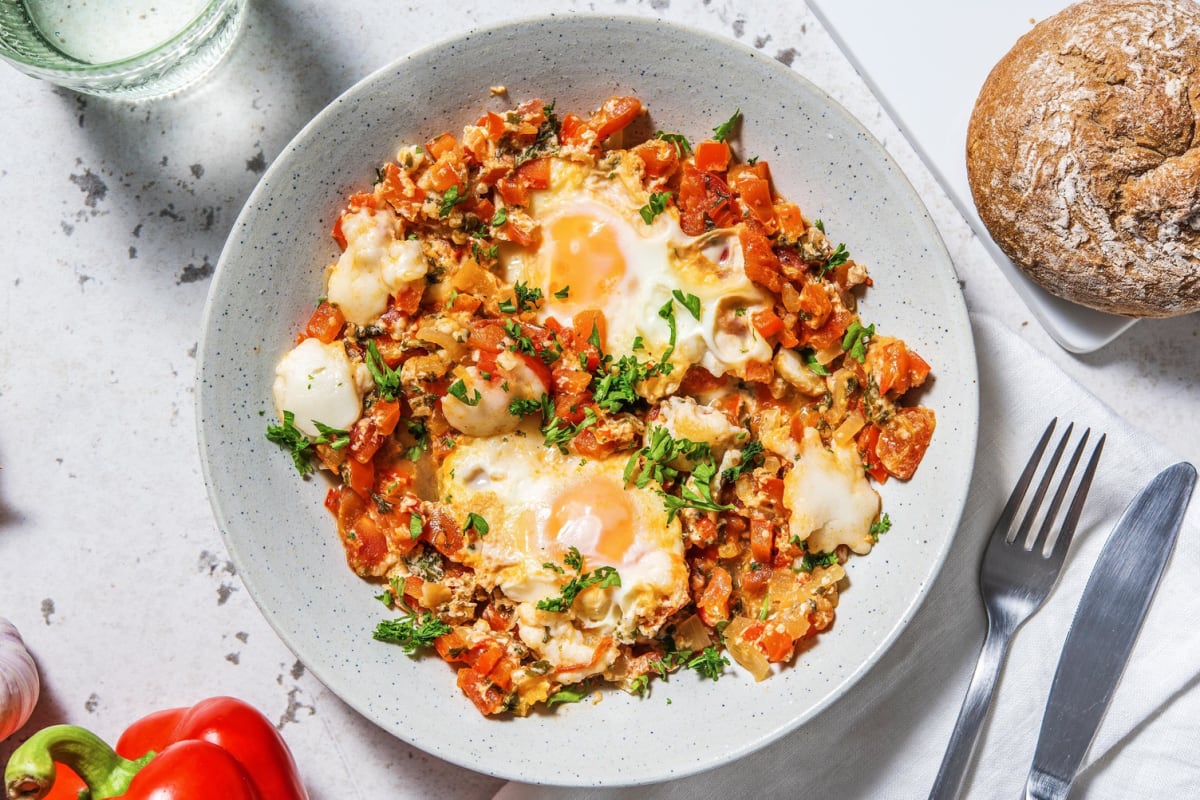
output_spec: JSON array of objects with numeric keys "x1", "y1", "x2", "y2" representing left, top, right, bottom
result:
[
  {"x1": 404, "y1": 419, "x2": 429, "y2": 461},
  {"x1": 671, "y1": 289, "x2": 701, "y2": 321},
  {"x1": 447, "y1": 378, "x2": 482, "y2": 406},
  {"x1": 654, "y1": 130, "x2": 693, "y2": 157},
  {"x1": 553, "y1": 285, "x2": 571, "y2": 299},
  {"x1": 438, "y1": 184, "x2": 466, "y2": 217},
  {"x1": 720, "y1": 439, "x2": 764, "y2": 483},
  {"x1": 536, "y1": 565, "x2": 622, "y2": 613},
  {"x1": 593, "y1": 354, "x2": 651, "y2": 413},
  {"x1": 801, "y1": 348, "x2": 831, "y2": 376},
  {"x1": 547, "y1": 687, "x2": 589, "y2": 706},
  {"x1": 498, "y1": 280, "x2": 544, "y2": 314},
  {"x1": 639, "y1": 191, "x2": 673, "y2": 224},
  {"x1": 625, "y1": 427, "x2": 732, "y2": 521},
  {"x1": 796, "y1": 548, "x2": 840, "y2": 573},
  {"x1": 656, "y1": 299, "x2": 678, "y2": 374},
  {"x1": 265, "y1": 410, "x2": 314, "y2": 475},
  {"x1": 841, "y1": 321, "x2": 875, "y2": 363},
  {"x1": 870, "y1": 513, "x2": 892, "y2": 542},
  {"x1": 491, "y1": 207, "x2": 508, "y2": 227},
  {"x1": 687, "y1": 646, "x2": 730, "y2": 680},
  {"x1": 819, "y1": 242, "x2": 849, "y2": 277},
  {"x1": 364, "y1": 340, "x2": 402, "y2": 400},
  {"x1": 288, "y1": 417, "x2": 346, "y2": 455},
  {"x1": 712, "y1": 109, "x2": 742, "y2": 143},
  {"x1": 373, "y1": 603, "x2": 452, "y2": 655},
  {"x1": 508, "y1": 395, "x2": 549, "y2": 417},
  {"x1": 408, "y1": 513, "x2": 424, "y2": 540},
  {"x1": 463, "y1": 512, "x2": 490, "y2": 537},
  {"x1": 541, "y1": 406, "x2": 598, "y2": 452}
]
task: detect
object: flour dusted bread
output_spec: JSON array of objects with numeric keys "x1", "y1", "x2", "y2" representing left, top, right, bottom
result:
[{"x1": 967, "y1": 0, "x2": 1200, "y2": 318}]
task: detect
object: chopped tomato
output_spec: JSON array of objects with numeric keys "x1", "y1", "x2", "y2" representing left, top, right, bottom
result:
[
  {"x1": 304, "y1": 301, "x2": 345, "y2": 344},
  {"x1": 424, "y1": 505, "x2": 466, "y2": 558},
  {"x1": 801, "y1": 305, "x2": 854, "y2": 351},
  {"x1": 349, "y1": 398, "x2": 401, "y2": 464},
  {"x1": 738, "y1": 227, "x2": 784, "y2": 293},
  {"x1": 341, "y1": 457, "x2": 374, "y2": 500},
  {"x1": 798, "y1": 281, "x2": 832, "y2": 330},
  {"x1": 425, "y1": 132, "x2": 458, "y2": 158},
  {"x1": 377, "y1": 163, "x2": 426, "y2": 211},
  {"x1": 758, "y1": 626, "x2": 794, "y2": 663},
  {"x1": 729, "y1": 169, "x2": 777, "y2": 233},
  {"x1": 477, "y1": 111, "x2": 506, "y2": 140},
  {"x1": 749, "y1": 517, "x2": 775, "y2": 564},
  {"x1": 559, "y1": 112, "x2": 587, "y2": 146},
  {"x1": 331, "y1": 216, "x2": 347, "y2": 249},
  {"x1": 457, "y1": 668, "x2": 509, "y2": 716},
  {"x1": 630, "y1": 139, "x2": 680, "y2": 178},
  {"x1": 392, "y1": 284, "x2": 423, "y2": 316},
  {"x1": 857, "y1": 424, "x2": 889, "y2": 483},
  {"x1": 514, "y1": 156, "x2": 551, "y2": 190},
  {"x1": 677, "y1": 365, "x2": 725, "y2": 395},
  {"x1": 751, "y1": 307, "x2": 785, "y2": 340},
  {"x1": 697, "y1": 566, "x2": 732, "y2": 626},
  {"x1": 585, "y1": 96, "x2": 643, "y2": 142},
  {"x1": 693, "y1": 139, "x2": 731, "y2": 172},
  {"x1": 677, "y1": 163, "x2": 738, "y2": 235},
  {"x1": 427, "y1": 157, "x2": 464, "y2": 193},
  {"x1": 774, "y1": 201, "x2": 806, "y2": 241},
  {"x1": 742, "y1": 359, "x2": 774, "y2": 384},
  {"x1": 572, "y1": 308, "x2": 607, "y2": 352},
  {"x1": 876, "y1": 407, "x2": 936, "y2": 480}
]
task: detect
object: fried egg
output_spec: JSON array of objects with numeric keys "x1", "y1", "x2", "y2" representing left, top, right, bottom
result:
[
  {"x1": 438, "y1": 428, "x2": 689, "y2": 680},
  {"x1": 501, "y1": 155, "x2": 774, "y2": 398}
]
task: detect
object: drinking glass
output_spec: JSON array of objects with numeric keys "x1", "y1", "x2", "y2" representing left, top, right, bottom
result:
[{"x1": 0, "y1": 0, "x2": 247, "y2": 99}]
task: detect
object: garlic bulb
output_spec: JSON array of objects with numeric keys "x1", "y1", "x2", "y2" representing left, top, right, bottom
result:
[{"x1": 0, "y1": 618, "x2": 39, "y2": 742}]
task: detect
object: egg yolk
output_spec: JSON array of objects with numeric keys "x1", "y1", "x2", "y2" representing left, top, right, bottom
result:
[
  {"x1": 546, "y1": 480, "x2": 635, "y2": 565},
  {"x1": 543, "y1": 213, "x2": 627, "y2": 308}
]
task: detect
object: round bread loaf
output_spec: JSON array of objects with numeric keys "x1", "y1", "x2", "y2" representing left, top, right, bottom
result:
[{"x1": 967, "y1": 0, "x2": 1200, "y2": 318}]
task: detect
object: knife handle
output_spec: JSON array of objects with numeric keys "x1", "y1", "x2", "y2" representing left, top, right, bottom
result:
[{"x1": 929, "y1": 617, "x2": 1016, "y2": 800}]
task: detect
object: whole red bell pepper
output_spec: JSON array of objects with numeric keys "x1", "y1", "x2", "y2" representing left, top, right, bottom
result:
[{"x1": 3, "y1": 696, "x2": 309, "y2": 800}]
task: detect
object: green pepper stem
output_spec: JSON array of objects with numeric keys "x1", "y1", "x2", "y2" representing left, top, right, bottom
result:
[{"x1": 4, "y1": 724, "x2": 153, "y2": 800}]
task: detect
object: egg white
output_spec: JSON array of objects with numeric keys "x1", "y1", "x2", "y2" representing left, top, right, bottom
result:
[
  {"x1": 500, "y1": 155, "x2": 775, "y2": 399},
  {"x1": 437, "y1": 427, "x2": 690, "y2": 678}
]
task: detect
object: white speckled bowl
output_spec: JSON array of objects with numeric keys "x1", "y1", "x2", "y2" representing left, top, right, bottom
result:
[{"x1": 197, "y1": 15, "x2": 978, "y2": 787}]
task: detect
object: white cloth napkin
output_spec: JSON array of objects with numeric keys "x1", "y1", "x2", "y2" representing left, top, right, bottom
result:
[{"x1": 495, "y1": 313, "x2": 1200, "y2": 799}]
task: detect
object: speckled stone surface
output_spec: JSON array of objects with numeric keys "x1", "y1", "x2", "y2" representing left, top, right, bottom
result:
[{"x1": 0, "y1": 1, "x2": 1196, "y2": 797}]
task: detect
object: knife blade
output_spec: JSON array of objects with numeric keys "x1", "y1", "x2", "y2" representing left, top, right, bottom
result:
[{"x1": 1025, "y1": 461, "x2": 1197, "y2": 800}]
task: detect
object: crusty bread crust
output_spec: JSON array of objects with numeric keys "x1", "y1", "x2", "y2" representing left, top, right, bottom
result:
[{"x1": 967, "y1": 0, "x2": 1200, "y2": 318}]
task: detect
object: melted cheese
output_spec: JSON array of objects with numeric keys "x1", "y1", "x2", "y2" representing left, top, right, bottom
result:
[
  {"x1": 783, "y1": 427, "x2": 881, "y2": 555},
  {"x1": 325, "y1": 209, "x2": 427, "y2": 325},
  {"x1": 272, "y1": 338, "x2": 367, "y2": 437}
]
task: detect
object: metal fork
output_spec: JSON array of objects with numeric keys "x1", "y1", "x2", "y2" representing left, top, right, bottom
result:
[{"x1": 928, "y1": 419, "x2": 1105, "y2": 800}]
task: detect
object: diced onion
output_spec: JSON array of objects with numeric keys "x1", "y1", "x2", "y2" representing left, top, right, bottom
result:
[
  {"x1": 671, "y1": 614, "x2": 713, "y2": 652},
  {"x1": 833, "y1": 411, "x2": 866, "y2": 448},
  {"x1": 724, "y1": 616, "x2": 771, "y2": 682}
]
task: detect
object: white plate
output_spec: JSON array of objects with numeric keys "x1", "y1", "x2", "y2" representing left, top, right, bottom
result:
[
  {"x1": 808, "y1": 0, "x2": 1138, "y2": 353},
  {"x1": 197, "y1": 15, "x2": 979, "y2": 786}
]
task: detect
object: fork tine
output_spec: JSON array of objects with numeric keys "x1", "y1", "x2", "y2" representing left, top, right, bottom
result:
[
  {"x1": 1046, "y1": 433, "x2": 1106, "y2": 559},
  {"x1": 1031, "y1": 429, "x2": 1090, "y2": 556},
  {"x1": 1014, "y1": 422, "x2": 1075, "y2": 547},
  {"x1": 992, "y1": 418, "x2": 1057, "y2": 544}
]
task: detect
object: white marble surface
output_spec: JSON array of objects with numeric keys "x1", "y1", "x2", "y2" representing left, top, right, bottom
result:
[{"x1": 0, "y1": 1, "x2": 1195, "y2": 797}]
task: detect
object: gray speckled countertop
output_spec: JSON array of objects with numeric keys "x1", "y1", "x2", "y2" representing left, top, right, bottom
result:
[{"x1": 0, "y1": 1, "x2": 1196, "y2": 797}]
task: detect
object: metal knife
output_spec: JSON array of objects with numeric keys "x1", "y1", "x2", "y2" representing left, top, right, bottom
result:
[{"x1": 1025, "y1": 461, "x2": 1197, "y2": 800}]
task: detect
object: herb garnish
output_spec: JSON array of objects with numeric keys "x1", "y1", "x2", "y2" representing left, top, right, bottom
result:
[
  {"x1": 712, "y1": 109, "x2": 742, "y2": 143},
  {"x1": 841, "y1": 321, "x2": 875, "y2": 363},
  {"x1": 265, "y1": 410, "x2": 314, "y2": 475},
  {"x1": 438, "y1": 184, "x2": 466, "y2": 217},
  {"x1": 463, "y1": 512, "x2": 490, "y2": 537},
  {"x1": 447, "y1": 378, "x2": 482, "y2": 406},
  {"x1": 639, "y1": 191, "x2": 673, "y2": 224},
  {"x1": 364, "y1": 340, "x2": 402, "y2": 400},
  {"x1": 654, "y1": 130, "x2": 693, "y2": 157},
  {"x1": 870, "y1": 513, "x2": 892, "y2": 542}
]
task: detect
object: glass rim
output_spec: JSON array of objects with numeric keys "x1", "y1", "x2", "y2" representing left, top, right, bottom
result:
[{"x1": 0, "y1": 0, "x2": 239, "y2": 75}]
